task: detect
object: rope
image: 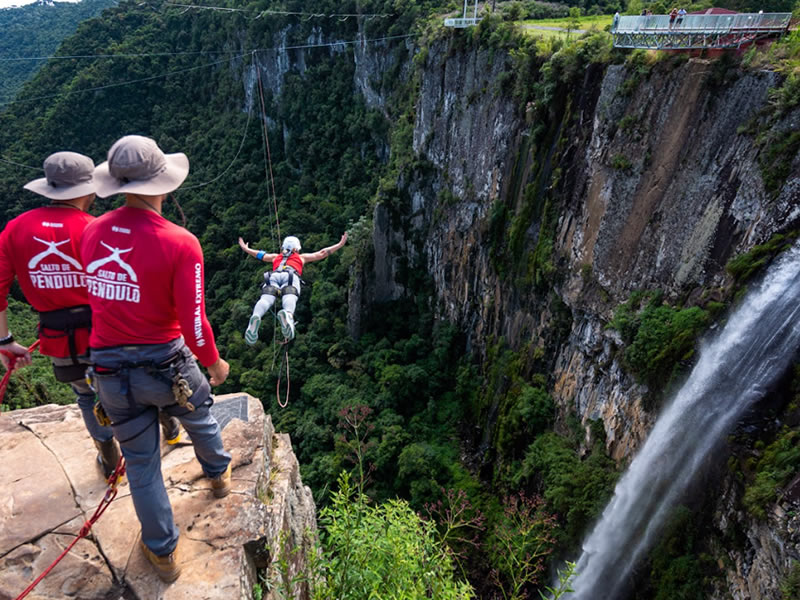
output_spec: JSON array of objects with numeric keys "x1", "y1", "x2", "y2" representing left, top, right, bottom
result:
[
  {"x1": 0, "y1": 340, "x2": 40, "y2": 407},
  {"x1": 276, "y1": 340, "x2": 290, "y2": 408},
  {"x1": 13, "y1": 457, "x2": 127, "y2": 600},
  {"x1": 253, "y1": 53, "x2": 292, "y2": 409},
  {"x1": 178, "y1": 99, "x2": 254, "y2": 191},
  {"x1": 254, "y1": 52, "x2": 280, "y2": 246}
]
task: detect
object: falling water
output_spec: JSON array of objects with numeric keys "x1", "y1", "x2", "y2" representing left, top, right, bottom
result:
[{"x1": 567, "y1": 243, "x2": 800, "y2": 600}]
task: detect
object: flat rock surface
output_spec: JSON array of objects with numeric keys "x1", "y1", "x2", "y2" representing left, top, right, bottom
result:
[{"x1": 0, "y1": 393, "x2": 314, "y2": 600}]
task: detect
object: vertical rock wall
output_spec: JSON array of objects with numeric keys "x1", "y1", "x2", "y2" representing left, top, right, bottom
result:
[{"x1": 363, "y1": 38, "x2": 800, "y2": 599}]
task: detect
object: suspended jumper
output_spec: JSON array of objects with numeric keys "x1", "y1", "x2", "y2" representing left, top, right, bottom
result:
[{"x1": 239, "y1": 232, "x2": 347, "y2": 343}]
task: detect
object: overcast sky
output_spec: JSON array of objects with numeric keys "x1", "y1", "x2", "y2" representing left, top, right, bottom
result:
[{"x1": 0, "y1": 0, "x2": 80, "y2": 8}]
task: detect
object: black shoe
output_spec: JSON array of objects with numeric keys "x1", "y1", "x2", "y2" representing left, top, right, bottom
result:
[
  {"x1": 159, "y1": 412, "x2": 181, "y2": 445},
  {"x1": 94, "y1": 438, "x2": 121, "y2": 479}
]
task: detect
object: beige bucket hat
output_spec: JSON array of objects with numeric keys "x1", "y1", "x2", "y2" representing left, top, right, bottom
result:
[
  {"x1": 94, "y1": 135, "x2": 189, "y2": 198},
  {"x1": 23, "y1": 151, "x2": 97, "y2": 200}
]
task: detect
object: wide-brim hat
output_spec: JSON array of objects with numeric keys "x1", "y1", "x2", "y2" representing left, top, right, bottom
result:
[
  {"x1": 23, "y1": 151, "x2": 97, "y2": 200},
  {"x1": 94, "y1": 135, "x2": 189, "y2": 198}
]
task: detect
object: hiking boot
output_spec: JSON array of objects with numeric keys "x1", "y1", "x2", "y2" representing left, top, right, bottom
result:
[
  {"x1": 159, "y1": 412, "x2": 181, "y2": 445},
  {"x1": 141, "y1": 539, "x2": 181, "y2": 583},
  {"x1": 245, "y1": 314, "x2": 261, "y2": 345},
  {"x1": 277, "y1": 310, "x2": 295, "y2": 340},
  {"x1": 94, "y1": 438, "x2": 121, "y2": 480},
  {"x1": 210, "y1": 463, "x2": 232, "y2": 498}
]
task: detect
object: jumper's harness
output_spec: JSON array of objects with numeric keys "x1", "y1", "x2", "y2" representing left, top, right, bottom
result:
[{"x1": 261, "y1": 251, "x2": 304, "y2": 298}]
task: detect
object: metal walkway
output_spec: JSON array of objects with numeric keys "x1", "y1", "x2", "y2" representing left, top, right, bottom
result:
[{"x1": 612, "y1": 12, "x2": 792, "y2": 50}]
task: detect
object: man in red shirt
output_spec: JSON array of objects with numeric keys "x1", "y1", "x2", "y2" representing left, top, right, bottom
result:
[
  {"x1": 0, "y1": 151, "x2": 120, "y2": 476},
  {"x1": 81, "y1": 135, "x2": 231, "y2": 583},
  {"x1": 238, "y1": 232, "x2": 347, "y2": 343}
]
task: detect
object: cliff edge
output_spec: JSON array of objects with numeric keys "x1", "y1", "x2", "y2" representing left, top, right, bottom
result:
[{"x1": 0, "y1": 393, "x2": 315, "y2": 600}]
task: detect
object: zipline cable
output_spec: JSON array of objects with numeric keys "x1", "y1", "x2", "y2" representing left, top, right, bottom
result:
[
  {"x1": 0, "y1": 34, "x2": 414, "y2": 64},
  {"x1": 178, "y1": 99, "x2": 254, "y2": 192},
  {"x1": 0, "y1": 157, "x2": 42, "y2": 171},
  {"x1": 0, "y1": 54, "x2": 242, "y2": 107},
  {"x1": 163, "y1": 2, "x2": 394, "y2": 19}
]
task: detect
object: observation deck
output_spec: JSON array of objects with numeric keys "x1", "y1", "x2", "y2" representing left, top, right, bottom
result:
[
  {"x1": 612, "y1": 12, "x2": 792, "y2": 50},
  {"x1": 444, "y1": 17, "x2": 481, "y2": 28}
]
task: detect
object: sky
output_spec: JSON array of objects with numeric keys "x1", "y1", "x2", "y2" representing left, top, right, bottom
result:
[{"x1": 0, "y1": 0, "x2": 80, "y2": 8}]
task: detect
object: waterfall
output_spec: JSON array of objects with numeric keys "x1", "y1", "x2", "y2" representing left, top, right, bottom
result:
[{"x1": 567, "y1": 243, "x2": 800, "y2": 600}]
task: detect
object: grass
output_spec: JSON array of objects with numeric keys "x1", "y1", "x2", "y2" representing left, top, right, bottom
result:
[
  {"x1": 516, "y1": 15, "x2": 612, "y2": 39},
  {"x1": 518, "y1": 15, "x2": 613, "y2": 30}
]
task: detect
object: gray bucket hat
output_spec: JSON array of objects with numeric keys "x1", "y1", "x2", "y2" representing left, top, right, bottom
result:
[
  {"x1": 94, "y1": 135, "x2": 189, "y2": 198},
  {"x1": 23, "y1": 151, "x2": 97, "y2": 200}
]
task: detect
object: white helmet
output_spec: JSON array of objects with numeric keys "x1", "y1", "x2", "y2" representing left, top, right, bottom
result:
[{"x1": 281, "y1": 236, "x2": 301, "y2": 254}]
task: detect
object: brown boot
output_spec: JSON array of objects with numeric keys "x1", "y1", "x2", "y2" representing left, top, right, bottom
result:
[
  {"x1": 141, "y1": 539, "x2": 181, "y2": 583},
  {"x1": 94, "y1": 438, "x2": 121, "y2": 480},
  {"x1": 210, "y1": 463, "x2": 232, "y2": 498}
]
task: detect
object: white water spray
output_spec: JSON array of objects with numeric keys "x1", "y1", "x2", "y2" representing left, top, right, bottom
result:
[{"x1": 567, "y1": 243, "x2": 800, "y2": 600}]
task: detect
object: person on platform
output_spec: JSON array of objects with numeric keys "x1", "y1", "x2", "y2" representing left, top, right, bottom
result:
[{"x1": 81, "y1": 135, "x2": 232, "y2": 583}]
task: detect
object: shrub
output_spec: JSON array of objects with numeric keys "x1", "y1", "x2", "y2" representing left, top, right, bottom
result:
[
  {"x1": 313, "y1": 472, "x2": 474, "y2": 600},
  {"x1": 610, "y1": 153, "x2": 632, "y2": 170},
  {"x1": 609, "y1": 291, "x2": 709, "y2": 390},
  {"x1": 743, "y1": 427, "x2": 800, "y2": 519},
  {"x1": 726, "y1": 232, "x2": 798, "y2": 282}
]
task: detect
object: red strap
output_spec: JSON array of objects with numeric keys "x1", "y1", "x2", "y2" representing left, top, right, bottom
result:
[
  {"x1": 0, "y1": 340, "x2": 40, "y2": 407},
  {"x1": 14, "y1": 457, "x2": 126, "y2": 600}
]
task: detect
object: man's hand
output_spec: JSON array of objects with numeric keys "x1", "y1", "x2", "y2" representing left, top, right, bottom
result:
[
  {"x1": 207, "y1": 357, "x2": 230, "y2": 386},
  {"x1": 0, "y1": 342, "x2": 32, "y2": 371},
  {"x1": 238, "y1": 237, "x2": 250, "y2": 252},
  {"x1": 339, "y1": 232, "x2": 348, "y2": 246}
]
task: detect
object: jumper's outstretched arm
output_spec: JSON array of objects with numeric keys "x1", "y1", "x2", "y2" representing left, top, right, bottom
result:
[
  {"x1": 301, "y1": 232, "x2": 348, "y2": 264},
  {"x1": 239, "y1": 237, "x2": 278, "y2": 263}
]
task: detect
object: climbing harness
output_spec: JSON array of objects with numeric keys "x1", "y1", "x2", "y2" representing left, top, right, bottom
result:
[
  {"x1": 0, "y1": 340, "x2": 41, "y2": 406},
  {"x1": 38, "y1": 304, "x2": 91, "y2": 382},
  {"x1": 13, "y1": 456, "x2": 126, "y2": 600}
]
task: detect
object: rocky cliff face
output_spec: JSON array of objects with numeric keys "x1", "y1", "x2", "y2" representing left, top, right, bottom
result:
[
  {"x1": 0, "y1": 394, "x2": 315, "y2": 600},
  {"x1": 361, "y1": 37, "x2": 800, "y2": 600}
]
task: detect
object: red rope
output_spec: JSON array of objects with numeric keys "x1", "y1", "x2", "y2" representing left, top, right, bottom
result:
[
  {"x1": 14, "y1": 457, "x2": 126, "y2": 600},
  {"x1": 0, "y1": 340, "x2": 40, "y2": 406}
]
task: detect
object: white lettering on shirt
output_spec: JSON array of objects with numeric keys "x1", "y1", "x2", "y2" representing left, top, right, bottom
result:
[
  {"x1": 193, "y1": 263, "x2": 205, "y2": 347},
  {"x1": 41, "y1": 222, "x2": 64, "y2": 228},
  {"x1": 85, "y1": 241, "x2": 141, "y2": 304},
  {"x1": 112, "y1": 226, "x2": 131, "y2": 234}
]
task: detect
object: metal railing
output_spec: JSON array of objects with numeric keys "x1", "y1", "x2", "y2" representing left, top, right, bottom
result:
[
  {"x1": 614, "y1": 12, "x2": 791, "y2": 34},
  {"x1": 444, "y1": 17, "x2": 481, "y2": 28}
]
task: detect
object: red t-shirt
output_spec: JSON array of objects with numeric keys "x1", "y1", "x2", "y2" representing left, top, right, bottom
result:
[
  {"x1": 0, "y1": 206, "x2": 93, "y2": 358},
  {"x1": 272, "y1": 252, "x2": 303, "y2": 275},
  {"x1": 80, "y1": 206, "x2": 219, "y2": 367}
]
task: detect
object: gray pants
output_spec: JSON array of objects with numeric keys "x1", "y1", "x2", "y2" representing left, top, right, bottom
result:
[
  {"x1": 50, "y1": 355, "x2": 113, "y2": 443},
  {"x1": 252, "y1": 271, "x2": 300, "y2": 318},
  {"x1": 90, "y1": 338, "x2": 231, "y2": 556}
]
